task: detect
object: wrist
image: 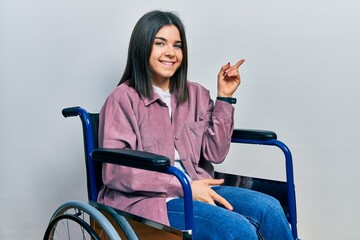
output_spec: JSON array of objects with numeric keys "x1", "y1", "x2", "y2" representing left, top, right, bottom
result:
[{"x1": 217, "y1": 92, "x2": 232, "y2": 98}]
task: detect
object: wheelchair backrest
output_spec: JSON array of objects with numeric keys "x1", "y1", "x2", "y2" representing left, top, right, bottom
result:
[{"x1": 86, "y1": 113, "x2": 103, "y2": 202}]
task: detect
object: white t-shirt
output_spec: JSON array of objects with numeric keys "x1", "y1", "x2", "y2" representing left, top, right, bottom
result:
[{"x1": 153, "y1": 85, "x2": 191, "y2": 201}]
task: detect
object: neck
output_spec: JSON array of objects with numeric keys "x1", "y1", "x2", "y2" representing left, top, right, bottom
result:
[{"x1": 152, "y1": 78, "x2": 170, "y2": 91}]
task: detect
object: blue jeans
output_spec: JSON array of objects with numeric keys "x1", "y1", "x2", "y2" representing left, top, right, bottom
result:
[{"x1": 167, "y1": 186, "x2": 293, "y2": 240}]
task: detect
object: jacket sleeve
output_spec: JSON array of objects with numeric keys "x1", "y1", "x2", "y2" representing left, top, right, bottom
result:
[
  {"x1": 98, "y1": 88, "x2": 183, "y2": 198},
  {"x1": 201, "y1": 98, "x2": 235, "y2": 164}
]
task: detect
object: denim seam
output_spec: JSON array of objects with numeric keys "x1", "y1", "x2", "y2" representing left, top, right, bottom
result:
[{"x1": 243, "y1": 214, "x2": 265, "y2": 240}]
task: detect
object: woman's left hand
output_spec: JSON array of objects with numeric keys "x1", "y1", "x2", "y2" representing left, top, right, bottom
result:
[{"x1": 217, "y1": 59, "x2": 245, "y2": 97}]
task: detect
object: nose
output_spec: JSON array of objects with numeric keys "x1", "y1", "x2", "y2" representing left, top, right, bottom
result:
[{"x1": 164, "y1": 46, "x2": 175, "y2": 57}]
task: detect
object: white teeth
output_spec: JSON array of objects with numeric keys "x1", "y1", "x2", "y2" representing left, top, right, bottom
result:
[{"x1": 161, "y1": 61, "x2": 174, "y2": 66}]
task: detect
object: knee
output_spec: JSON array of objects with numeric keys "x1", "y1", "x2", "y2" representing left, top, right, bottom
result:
[
  {"x1": 265, "y1": 194, "x2": 281, "y2": 207},
  {"x1": 261, "y1": 194, "x2": 285, "y2": 217}
]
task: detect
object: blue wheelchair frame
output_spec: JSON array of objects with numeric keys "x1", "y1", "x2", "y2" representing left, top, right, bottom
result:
[{"x1": 62, "y1": 106, "x2": 299, "y2": 239}]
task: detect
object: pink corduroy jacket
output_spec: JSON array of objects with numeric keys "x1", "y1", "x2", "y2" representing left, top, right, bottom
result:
[{"x1": 97, "y1": 80, "x2": 234, "y2": 225}]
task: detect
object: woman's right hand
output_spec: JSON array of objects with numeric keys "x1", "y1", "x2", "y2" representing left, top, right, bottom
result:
[
  {"x1": 217, "y1": 59, "x2": 245, "y2": 98},
  {"x1": 191, "y1": 179, "x2": 233, "y2": 210}
]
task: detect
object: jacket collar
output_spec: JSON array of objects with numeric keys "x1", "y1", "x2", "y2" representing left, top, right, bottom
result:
[
  {"x1": 142, "y1": 94, "x2": 159, "y2": 107},
  {"x1": 142, "y1": 91, "x2": 178, "y2": 108}
]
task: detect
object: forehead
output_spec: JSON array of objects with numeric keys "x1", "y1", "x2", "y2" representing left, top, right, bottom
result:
[{"x1": 155, "y1": 25, "x2": 181, "y2": 40}]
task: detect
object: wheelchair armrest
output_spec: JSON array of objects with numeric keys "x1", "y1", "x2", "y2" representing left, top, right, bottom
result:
[
  {"x1": 92, "y1": 148, "x2": 194, "y2": 231},
  {"x1": 91, "y1": 148, "x2": 170, "y2": 172},
  {"x1": 232, "y1": 129, "x2": 277, "y2": 141}
]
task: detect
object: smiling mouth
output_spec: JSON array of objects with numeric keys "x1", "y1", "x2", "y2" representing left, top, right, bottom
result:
[{"x1": 160, "y1": 60, "x2": 175, "y2": 66}]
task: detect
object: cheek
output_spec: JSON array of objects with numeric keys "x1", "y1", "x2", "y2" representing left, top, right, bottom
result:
[
  {"x1": 149, "y1": 52, "x2": 160, "y2": 66},
  {"x1": 177, "y1": 52, "x2": 183, "y2": 64},
  {"x1": 150, "y1": 48, "x2": 161, "y2": 60}
]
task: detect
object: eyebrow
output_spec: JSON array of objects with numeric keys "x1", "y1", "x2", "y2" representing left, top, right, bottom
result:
[{"x1": 154, "y1": 37, "x2": 182, "y2": 43}]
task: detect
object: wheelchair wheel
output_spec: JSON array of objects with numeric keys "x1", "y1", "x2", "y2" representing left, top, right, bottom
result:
[
  {"x1": 93, "y1": 202, "x2": 139, "y2": 240},
  {"x1": 43, "y1": 200, "x2": 121, "y2": 240},
  {"x1": 44, "y1": 213, "x2": 100, "y2": 240}
]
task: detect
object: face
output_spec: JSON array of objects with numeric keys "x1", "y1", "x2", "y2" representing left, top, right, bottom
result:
[{"x1": 149, "y1": 25, "x2": 183, "y2": 89}]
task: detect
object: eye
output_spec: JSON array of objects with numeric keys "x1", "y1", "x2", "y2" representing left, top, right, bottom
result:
[
  {"x1": 154, "y1": 41, "x2": 165, "y2": 47},
  {"x1": 174, "y1": 43, "x2": 182, "y2": 49}
]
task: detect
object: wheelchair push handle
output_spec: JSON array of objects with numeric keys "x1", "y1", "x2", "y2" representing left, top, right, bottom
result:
[{"x1": 62, "y1": 106, "x2": 82, "y2": 117}]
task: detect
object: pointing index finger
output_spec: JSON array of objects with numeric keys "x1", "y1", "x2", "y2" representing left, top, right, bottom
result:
[{"x1": 234, "y1": 59, "x2": 245, "y2": 69}]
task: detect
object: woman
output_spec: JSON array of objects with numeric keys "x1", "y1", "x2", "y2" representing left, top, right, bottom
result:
[{"x1": 98, "y1": 10, "x2": 293, "y2": 239}]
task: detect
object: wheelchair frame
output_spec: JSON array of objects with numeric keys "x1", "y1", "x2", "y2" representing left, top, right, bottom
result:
[{"x1": 44, "y1": 106, "x2": 299, "y2": 239}]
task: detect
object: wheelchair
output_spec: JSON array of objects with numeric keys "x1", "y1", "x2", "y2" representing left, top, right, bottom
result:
[{"x1": 44, "y1": 106, "x2": 299, "y2": 239}]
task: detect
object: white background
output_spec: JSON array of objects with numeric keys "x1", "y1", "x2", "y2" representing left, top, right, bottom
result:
[{"x1": 1, "y1": 0, "x2": 359, "y2": 239}]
